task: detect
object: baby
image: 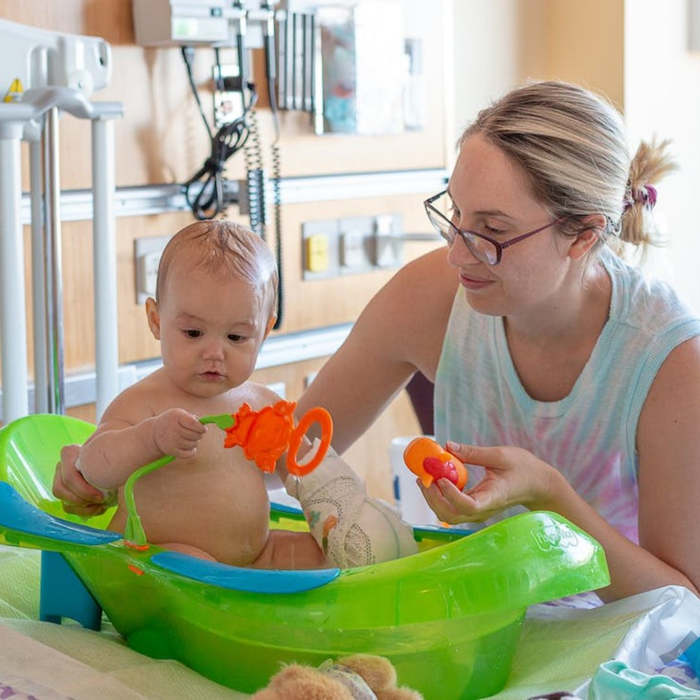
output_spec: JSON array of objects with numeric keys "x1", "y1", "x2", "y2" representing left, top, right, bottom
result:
[{"x1": 72, "y1": 220, "x2": 416, "y2": 569}]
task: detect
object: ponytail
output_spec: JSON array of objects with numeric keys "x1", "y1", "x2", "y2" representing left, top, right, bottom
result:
[{"x1": 620, "y1": 138, "x2": 677, "y2": 249}]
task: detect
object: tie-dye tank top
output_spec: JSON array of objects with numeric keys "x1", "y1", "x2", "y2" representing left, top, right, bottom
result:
[{"x1": 434, "y1": 248, "x2": 700, "y2": 543}]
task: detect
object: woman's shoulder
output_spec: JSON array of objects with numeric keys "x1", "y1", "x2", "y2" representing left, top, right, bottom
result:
[{"x1": 604, "y1": 249, "x2": 700, "y2": 334}]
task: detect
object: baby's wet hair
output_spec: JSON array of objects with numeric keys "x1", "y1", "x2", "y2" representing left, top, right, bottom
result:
[{"x1": 156, "y1": 220, "x2": 278, "y2": 321}]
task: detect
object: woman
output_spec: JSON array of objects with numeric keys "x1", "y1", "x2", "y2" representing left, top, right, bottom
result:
[
  {"x1": 55, "y1": 81, "x2": 700, "y2": 601},
  {"x1": 296, "y1": 81, "x2": 700, "y2": 602}
]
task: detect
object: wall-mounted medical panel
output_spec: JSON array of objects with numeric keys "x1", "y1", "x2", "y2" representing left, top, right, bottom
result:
[{"x1": 4, "y1": 0, "x2": 449, "y2": 192}]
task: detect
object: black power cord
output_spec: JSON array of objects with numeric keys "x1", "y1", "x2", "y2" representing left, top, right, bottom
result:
[{"x1": 181, "y1": 46, "x2": 256, "y2": 220}]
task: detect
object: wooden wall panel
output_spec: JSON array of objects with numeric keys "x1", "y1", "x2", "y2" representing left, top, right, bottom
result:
[
  {"x1": 264, "y1": 193, "x2": 441, "y2": 333},
  {"x1": 80, "y1": 193, "x2": 440, "y2": 368}
]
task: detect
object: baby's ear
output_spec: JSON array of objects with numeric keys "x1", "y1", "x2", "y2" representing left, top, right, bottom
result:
[
  {"x1": 145, "y1": 298, "x2": 161, "y2": 340},
  {"x1": 264, "y1": 316, "x2": 277, "y2": 338}
]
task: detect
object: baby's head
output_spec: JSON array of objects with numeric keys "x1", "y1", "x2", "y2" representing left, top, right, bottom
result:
[
  {"x1": 155, "y1": 220, "x2": 278, "y2": 322},
  {"x1": 146, "y1": 220, "x2": 278, "y2": 396}
]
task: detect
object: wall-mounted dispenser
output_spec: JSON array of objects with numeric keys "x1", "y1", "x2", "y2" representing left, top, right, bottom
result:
[{"x1": 277, "y1": 0, "x2": 418, "y2": 135}]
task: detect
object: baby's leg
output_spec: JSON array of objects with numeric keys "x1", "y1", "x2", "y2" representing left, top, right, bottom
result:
[
  {"x1": 285, "y1": 443, "x2": 418, "y2": 569},
  {"x1": 159, "y1": 542, "x2": 216, "y2": 561},
  {"x1": 251, "y1": 530, "x2": 328, "y2": 570}
]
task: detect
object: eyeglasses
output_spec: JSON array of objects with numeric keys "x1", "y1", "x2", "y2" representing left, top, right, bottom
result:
[{"x1": 424, "y1": 190, "x2": 561, "y2": 265}]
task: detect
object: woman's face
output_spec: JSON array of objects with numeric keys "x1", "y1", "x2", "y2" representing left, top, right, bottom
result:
[{"x1": 447, "y1": 133, "x2": 573, "y2": 318}]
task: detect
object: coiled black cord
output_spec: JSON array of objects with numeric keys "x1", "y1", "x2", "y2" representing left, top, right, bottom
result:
[
  {"x1": 243, "y1": 109, "x2": 266, "y2": 235},
  {"x1": 181, "y1": 46, "x2": 257, "y2": 220},
  {"x1": 269, "y1": 138, "x2": 283, "y2": 329}
]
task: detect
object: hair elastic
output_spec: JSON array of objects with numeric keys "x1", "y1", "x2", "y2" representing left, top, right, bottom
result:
[{"x1": 623, "y1": 184, "x2": 657, "y2": 212}]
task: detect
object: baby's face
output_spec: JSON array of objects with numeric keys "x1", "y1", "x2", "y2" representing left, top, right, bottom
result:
[{"x1": 153, "y1": 263, "x2": 271, "y2": 398}]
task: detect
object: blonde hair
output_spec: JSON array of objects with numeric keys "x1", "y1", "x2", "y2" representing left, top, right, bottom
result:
[
  {"x1": 461, "y1": 81, "x2": 677, "y2": 252},
  {"x1": 156, "y1": 220, "x2": 278, "y2": 320}
]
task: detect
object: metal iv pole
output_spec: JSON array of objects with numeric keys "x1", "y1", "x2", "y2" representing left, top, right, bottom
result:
[{"x1": 0, "y1": 89, "x2": 122, "y2": 423}]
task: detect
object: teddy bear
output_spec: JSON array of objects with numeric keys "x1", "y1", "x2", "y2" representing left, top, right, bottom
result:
[{"x1": 250, "y1": 653, "x2": 423, "y2": 700}]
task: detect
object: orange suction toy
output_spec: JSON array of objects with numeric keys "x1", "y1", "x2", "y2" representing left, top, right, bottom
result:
[
  {"x1": 224, "y1": 400, "x2": 333, "y2": 476},
  {"x1": 403, "y1": 437, "x2": 467, "y2": 490}
]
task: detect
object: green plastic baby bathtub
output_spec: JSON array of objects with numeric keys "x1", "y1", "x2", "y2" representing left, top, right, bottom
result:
[{"x1": 0, "y1": 414, "x2": 610, "y2": 699}]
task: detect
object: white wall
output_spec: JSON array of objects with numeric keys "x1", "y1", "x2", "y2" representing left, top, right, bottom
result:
[
  {"x1": 452, "y1": 0, "x2": 541, "y2": 141},
  {"x1": 624, "y1": 0, "x2": 700, "y2": 310}
]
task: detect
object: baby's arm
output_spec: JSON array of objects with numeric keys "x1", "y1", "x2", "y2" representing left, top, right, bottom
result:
[
  {"x1": 284, "y1": 443, "x2": 418, "y2": 568},
  {"x1": 78, "y1": 404, "x2": 205, "y2": 490}
]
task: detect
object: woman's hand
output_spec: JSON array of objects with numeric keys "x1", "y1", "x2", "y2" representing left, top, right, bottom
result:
[
  {"x1": 52, "y1": 444, "x2": 108, "y2": 517},
  {"x1": 418, "y1": 442, "x2": 560, "y2": 524},
  {"x1": 152, "y1": 408, "x2": 206, "y2": 459}
]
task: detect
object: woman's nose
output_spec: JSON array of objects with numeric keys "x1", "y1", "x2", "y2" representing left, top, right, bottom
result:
[{"x1": 447, "y1": 234, "x2": 481, "y2": 267}]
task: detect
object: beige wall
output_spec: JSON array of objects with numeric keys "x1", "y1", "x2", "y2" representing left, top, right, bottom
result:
[{"x1": 452, "y1": 0, "x2": 623, "y2": 144}]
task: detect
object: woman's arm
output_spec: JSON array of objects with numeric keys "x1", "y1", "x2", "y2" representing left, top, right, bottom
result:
[
  {"x1": 635, "y1": 334, "x2": 700, "y2": 594},
  {"x1": 553, "y1": 336, "x2": 700, "y2": 600},
  {"x1": 421, "y1": 336, "x2": 700, "y2": 601},
  {"x1": 297, "y1": 247, "x2": 457, "y2": 454}
]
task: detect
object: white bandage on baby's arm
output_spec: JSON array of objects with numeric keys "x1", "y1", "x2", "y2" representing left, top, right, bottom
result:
[
  {"x1": 285, "y1": 441, "x2": 418, "y2": 568},
  {"x1": 75, "y1": 456, "x2": 118, "y2": 507}
]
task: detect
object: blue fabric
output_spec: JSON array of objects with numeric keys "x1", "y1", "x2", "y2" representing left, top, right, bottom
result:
[
  {"x1": 681, "y1": 637, "x2": 700, "y2": 676},
  {"x1": 589, "y1": 660, "x2": 700, "y2": 699}
]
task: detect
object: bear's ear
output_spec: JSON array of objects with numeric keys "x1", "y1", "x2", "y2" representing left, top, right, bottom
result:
[
  {"x1": 336, "y1": 654, "x2": 397, "y2": 691},
  {"x1": 334, "y1": 655, "x2": 424, "y2": 699},
  {"x1": 250, "y1": 663, "x2": 351, "y2": 700}
]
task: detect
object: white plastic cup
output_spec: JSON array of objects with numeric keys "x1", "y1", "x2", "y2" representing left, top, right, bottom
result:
[{"x1": 390, "y1": 435, "x2": 439, "y2": 526}]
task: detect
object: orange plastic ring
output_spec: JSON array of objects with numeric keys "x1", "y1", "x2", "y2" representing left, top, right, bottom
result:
[{"x1": 286, "y1": 407, "x2": 333, "y2": 476}]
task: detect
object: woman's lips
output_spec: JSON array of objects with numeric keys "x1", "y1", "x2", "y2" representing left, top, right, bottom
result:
[{"x1": 459, "y1": 273, "x2": 494, "y2": 290}]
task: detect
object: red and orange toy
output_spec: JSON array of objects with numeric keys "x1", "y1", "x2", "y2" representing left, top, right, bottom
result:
[
  {"x1": 403, "y1": 437, "x2": 467, "y2": 490},
  {"x1": 223, "y1": 400, "x2": 333, "y2": 476}
]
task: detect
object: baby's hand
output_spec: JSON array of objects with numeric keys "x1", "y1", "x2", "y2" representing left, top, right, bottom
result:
[{"x1": 152, "y1": 409, "x2": 206, "y2": 458}]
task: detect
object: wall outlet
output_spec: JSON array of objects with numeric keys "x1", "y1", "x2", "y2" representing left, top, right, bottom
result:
[
  {"x1": 212, "y1": 62, "x2": 244, "y2": 128},
  {"x1": 372, "y1": 214, "x2": 404, "y2": 268},
  {"x1": 136, "y1": 251, "x2": 160, "y2": 299},
  {"x1": 301, "y1": 213, "x2": 403, "y2": 280},
  {"x1": 338, "y1": 216, "x2": 374, "y2": 274},
  {"x1": 134, "y1": 235, "x2": 171, "y2": 304},
  {"x1": 302, "y1": 219, "x2": 339, "y2": 280}
]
